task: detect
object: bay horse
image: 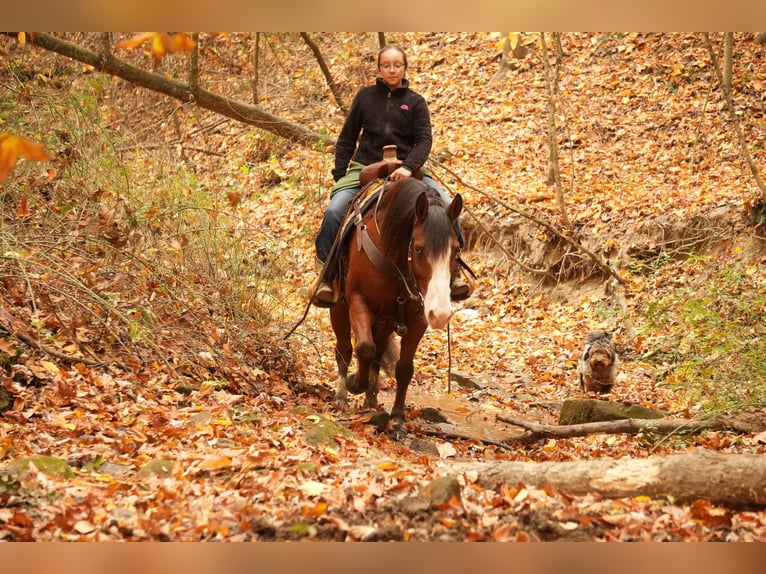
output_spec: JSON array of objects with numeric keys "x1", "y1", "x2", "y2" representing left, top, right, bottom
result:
[{"x1": 329, "y1": 177, "x2": 463, "y2": 440}]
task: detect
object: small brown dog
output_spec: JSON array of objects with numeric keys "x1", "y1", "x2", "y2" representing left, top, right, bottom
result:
[{"x1": 577, "y1": 329, "x2": 618, "y2": 393}]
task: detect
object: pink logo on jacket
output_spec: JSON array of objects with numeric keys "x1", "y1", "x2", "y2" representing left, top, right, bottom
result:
[{"x1": 400, "y1": 104, "x2": 409, "y2": 110}]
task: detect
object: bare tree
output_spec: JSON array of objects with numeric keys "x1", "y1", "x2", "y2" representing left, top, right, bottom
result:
[
  {"x1": 252, "y1": 32, "x2": 260, "y2": 104},
  {"x1": 705, "y1": 33, "x2": 766, "y2": 199},
  {"x1": 723, "y1": 32, "x2": 734, "y2": 94},
  {"x1": 540, "y1": 32, "x2": 572, "y2": 229},
  {"x1": 300, "y1": 32, "x2": 348, "y2": 115}
]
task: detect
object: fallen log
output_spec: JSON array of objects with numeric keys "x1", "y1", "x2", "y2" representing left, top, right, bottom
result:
[{"x1": 450, "y1": 450, "x2": 766, "y2": 508}]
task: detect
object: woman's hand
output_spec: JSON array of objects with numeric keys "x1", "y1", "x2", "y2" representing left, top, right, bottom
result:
[{"x1": 389, "y1": 166, "x2": 412, "y2": 182}]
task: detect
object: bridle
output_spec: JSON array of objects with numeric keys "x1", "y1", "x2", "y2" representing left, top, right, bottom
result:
[{"x1": 352, "y1": 181, "x2": 436, "y2": 336}]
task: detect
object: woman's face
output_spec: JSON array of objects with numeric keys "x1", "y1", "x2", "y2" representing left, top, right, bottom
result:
[{"x1": 378, "y1": 48, "x2": 406, "y2": 89}]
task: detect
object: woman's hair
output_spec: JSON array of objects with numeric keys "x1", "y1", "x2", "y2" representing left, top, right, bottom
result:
[{"x1": 377, "y1": 45, "x2": 408, "y2": 70}]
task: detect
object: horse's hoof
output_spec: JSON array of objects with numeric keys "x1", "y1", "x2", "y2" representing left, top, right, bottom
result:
[
  {"x1": 345, "y1": 372, "x2": 367, "y2": 395},
  {"x1": 333, "y1": 393, "x2": 349, "y2": 408}
]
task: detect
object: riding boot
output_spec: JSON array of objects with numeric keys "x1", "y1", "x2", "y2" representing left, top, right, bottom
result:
[{"x1": 311, "y1": 257, "x2": 339, "y2": 308}]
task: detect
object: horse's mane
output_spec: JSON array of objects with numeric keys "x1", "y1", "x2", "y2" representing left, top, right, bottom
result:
[{"x1": 378, "y1": 179, "x2": 453, "y2": 259}]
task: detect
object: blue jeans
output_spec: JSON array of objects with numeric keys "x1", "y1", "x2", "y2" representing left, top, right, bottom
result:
[{"x1": 314, "y1": 176, "x2": 464, "y2": 262}]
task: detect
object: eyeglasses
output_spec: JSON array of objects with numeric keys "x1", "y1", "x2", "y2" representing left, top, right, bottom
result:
[{"x1": 380, "y1": 62, "x2": 405, "y2": 71}]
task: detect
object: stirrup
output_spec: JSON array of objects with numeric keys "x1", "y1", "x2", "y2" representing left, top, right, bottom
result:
[
  {"x1": 311, "y1": 279, "x2": 337, "y2": 308},
  {"x1": 450, "y1": 268, "x2": 475, "y2": 301}
]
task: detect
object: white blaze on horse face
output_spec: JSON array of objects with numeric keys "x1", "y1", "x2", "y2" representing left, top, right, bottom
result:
[{"x1": 423, "y1": 251, "x2": 453, "y2": 330}]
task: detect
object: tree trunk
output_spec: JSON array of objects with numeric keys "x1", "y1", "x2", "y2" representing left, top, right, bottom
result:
[
  {"x1": 704, "y1": 33, "x2": 766, "y2": 199},
  {"x1": 16, "y1": 32, "x2": 328, "y2": 149},
  {"x1": 252, "y1": 32, "x2": 260, "y2": 104},
  {"x1": 540, "y1": 32, "x2": 572, "y2": 229},
  {"x1": 723, "y1": 32, "x2": 733, "y2": 94},
  {"x1": 451, "y1": 451, "x2": 766, "y2": 508}
]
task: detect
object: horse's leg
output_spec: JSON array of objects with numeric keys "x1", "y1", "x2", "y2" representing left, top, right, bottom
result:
[
  {"x1": 330, "y1": 302, "x2": 353, "y2": 407},
  {"x1": 389, "y1": 324, "x2": 427, "y2": 441},
  {"x1": 347, "y1": 293, "x2": 376, "y2": 399},
  {"x1": 364, "y1": 325, "x2": 394, "y2": 410}
]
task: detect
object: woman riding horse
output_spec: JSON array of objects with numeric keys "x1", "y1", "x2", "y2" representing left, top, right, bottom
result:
[{"x1": 312, "y1": 44, "x2": 473, "y2": 307}]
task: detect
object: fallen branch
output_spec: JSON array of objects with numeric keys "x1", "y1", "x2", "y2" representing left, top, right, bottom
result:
[
  {"x1": 497, "y1": 414, "x2": 728, "y2": 441},
  {"x1": 498, "y1": 405, "x2": 766, "y2": 441}
]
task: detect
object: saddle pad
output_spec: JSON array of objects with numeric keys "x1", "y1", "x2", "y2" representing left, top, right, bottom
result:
[{"x1": 336, "y1": 179, "x2": 387, "y2": 249}]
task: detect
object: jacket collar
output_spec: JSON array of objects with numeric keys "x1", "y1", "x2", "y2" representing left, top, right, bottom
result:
[{"x1": 375, "y1": 76, "x2": 409, "y2": 93}]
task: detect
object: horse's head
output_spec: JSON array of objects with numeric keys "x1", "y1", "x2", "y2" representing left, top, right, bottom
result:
[{"x1": 412, "y1": 190, "x2": 463, "y2": 330}]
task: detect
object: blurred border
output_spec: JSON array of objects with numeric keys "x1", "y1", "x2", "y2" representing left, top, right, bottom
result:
[
  {"x1": 4, "y1": 542, "x2": 766, "y2": 574},
  {"x1": 4, "y1": 0, "x2": 766, "y2": 31}
]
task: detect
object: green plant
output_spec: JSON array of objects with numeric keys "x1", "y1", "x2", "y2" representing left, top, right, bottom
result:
[{"x1": 641, "y1": 256, "x2": 766, "y2": 412}]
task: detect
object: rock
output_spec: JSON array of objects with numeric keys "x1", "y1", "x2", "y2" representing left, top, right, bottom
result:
[
  {"x1": 303, "y1": 417, "x2": 353, "y2": 447},
  {"x1": 8, "y1": 455, "x2": 76, "y2": 479},
  {"x1": 425, "y1": 475, "x2": 462, "y2": 508},
  {"x1": 409, "y1": 438, "x2": 440, "y2": 456},
  {"x1": 449, "y1": 370, "x2": 483, "y2": 390},
  {"x1": 558, "y1": 399, "x2": 666, "y2": 426},
  {"x1": 365, "y1": 411, "x2": 390, "y2": 433},
  {"x1": 419, "y1": 407, "x2": 449, "y2": 423},
  {"x1": 137, "y1": 458, "x2": 176, "y2": 479},
  {"x1": 0, "y1": 387, "x2": 12, "y2": 412}
]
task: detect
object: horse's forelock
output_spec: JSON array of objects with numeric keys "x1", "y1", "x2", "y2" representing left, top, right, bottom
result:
[{"x1": 379, "y1": 179, "x2": 452, "y2": 258}]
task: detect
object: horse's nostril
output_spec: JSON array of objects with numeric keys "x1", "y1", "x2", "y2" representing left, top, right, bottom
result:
[{"x1": 428, "y1": 308, "x2": 453, "y2": 329}]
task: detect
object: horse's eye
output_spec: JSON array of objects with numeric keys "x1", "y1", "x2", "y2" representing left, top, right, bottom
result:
[{"x1": 414, "y1": 246, "x2": 424, "y2": 256}]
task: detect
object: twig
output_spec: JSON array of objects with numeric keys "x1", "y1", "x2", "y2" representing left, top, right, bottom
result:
[
  {"x1": 300, "y1": 32, "x2": 348, "y2": 116},
  {"x1": 421, "y1": 428, "x2": 516, "y2": 451},
  {"x1": 433, "y1": 161, "x2": 625, "y2": 284}
]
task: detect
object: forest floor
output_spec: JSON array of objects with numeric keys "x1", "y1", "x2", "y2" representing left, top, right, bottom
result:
[{"x1": 1, "y1": 32, "x2": 766, "y2": 541}]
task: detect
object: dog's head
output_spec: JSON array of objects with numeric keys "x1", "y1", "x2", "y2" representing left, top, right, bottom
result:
[{"x1": 588, "y1": 346, "x2": 615, "y2": 372}]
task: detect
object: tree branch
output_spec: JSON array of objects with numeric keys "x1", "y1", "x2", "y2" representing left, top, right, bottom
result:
[{"x1": 15, "y1": 32, "x2": 330, "y2": 149}]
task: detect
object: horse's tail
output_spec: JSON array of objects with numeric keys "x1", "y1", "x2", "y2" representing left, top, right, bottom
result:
[{"x1": 381, "y1": 336, "x2": 400, "y2": 378}]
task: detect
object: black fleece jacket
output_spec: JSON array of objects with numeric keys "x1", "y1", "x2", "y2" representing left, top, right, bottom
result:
[{"x1": 332, "y1": 78, "x2": 433, "y2": 182}]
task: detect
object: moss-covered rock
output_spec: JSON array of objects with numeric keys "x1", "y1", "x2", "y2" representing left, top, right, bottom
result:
[
  {"x1": 558, "y1": 399, "x2": 666, "y2": 426},
  {"x1": 136, "y1": 458, "x2": 176, "y2": 479},
  {"x1": 303, "y1": 417, "x2": 352, "y2": 448},
  {"x1": 7, "y1": 455, "x2": 76, "y2": 479}
]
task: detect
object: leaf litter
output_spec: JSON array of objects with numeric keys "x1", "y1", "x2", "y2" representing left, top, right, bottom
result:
[{"x1": 1, "y1": 32, "x2": 765, "y2": 541}]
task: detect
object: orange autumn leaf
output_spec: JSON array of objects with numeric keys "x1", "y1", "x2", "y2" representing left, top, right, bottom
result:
[
  {"x1": 17, "y1": 195, "x2": 29, "y2": 218},
  {"x1": 0, "y1": 132, "x2": 51, "y2": 182},
  {"x1": 301, "y1": 502, "x2": 328, "y2": 519},
  {"x1": 197, "y1": 455, "x2": 233, "y2": 471},
  {"x1": 115, "y1": 33, "x2": 196, "y2": 63}
]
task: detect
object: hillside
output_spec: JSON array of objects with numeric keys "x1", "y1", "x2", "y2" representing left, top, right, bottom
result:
[{"x1": 0, "y1": 32, "x2": 765, "y2": 541}]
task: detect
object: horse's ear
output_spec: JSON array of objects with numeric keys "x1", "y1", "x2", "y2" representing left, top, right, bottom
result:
[
  {"x1": 415, "y1": 192, "x2": 429, "y2": 222},
  {"x1": 447, "y1": 194, "x2": 463, "y2": 221}
]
